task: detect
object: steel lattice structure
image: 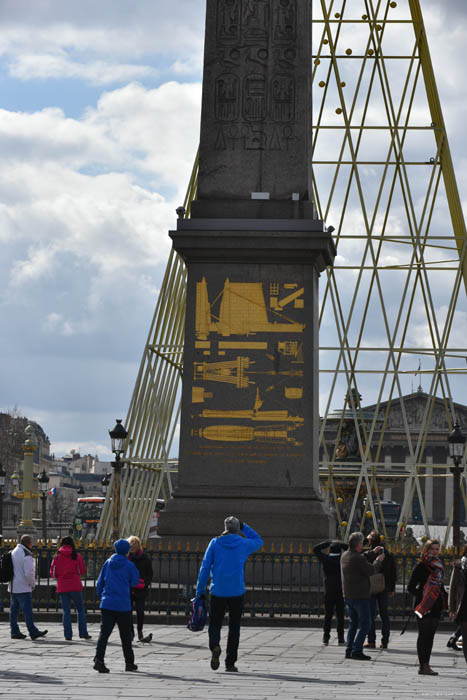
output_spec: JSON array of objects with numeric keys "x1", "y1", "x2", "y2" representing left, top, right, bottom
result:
[{"x1": 96, "y1": 0, "x2": 466, "y2": 545}]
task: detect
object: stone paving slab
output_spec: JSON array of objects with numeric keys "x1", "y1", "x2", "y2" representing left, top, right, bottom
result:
[{"x1": 0, "y1": 621, "x2": 466, "y2": 699}]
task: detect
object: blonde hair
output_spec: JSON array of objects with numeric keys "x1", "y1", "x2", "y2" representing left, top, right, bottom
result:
[{"x1": 128, "y1": 535, "x2": 142, "y2": 550}]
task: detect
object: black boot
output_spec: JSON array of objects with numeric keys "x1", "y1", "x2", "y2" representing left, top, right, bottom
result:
[{"x1": 93, "y1": 657, "x2": 110, "y2": 673}]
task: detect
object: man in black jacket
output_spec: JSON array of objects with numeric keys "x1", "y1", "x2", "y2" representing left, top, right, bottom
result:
[
  {"x1": 363, "y1": 531, "x2": 397, "y2": 649},
  {"x1": 314, "y1": 539, "x2": 348, "y2": 645}
]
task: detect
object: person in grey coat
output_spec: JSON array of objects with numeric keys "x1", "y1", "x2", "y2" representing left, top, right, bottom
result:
[{"x1": 340, "y1": 532, "x2": 384, "y2": 660}]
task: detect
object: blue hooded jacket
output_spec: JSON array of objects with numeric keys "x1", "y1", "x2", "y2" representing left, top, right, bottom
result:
[
  {"x1": 96, "y1": 542, "x2": 140, "y2": 612},
  {"x1": 196, "y1": 523, "x2": 263, "y2": 597}
]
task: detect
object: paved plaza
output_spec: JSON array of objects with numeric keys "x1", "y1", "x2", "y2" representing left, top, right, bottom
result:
[{"x1": 0, "y1": 621, "x2": 466, "y2": 699}]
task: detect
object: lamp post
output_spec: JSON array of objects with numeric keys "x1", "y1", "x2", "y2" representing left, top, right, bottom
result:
[
  {"x1": 108, "y1": 419, "x2": 128, "y2": 541},
  {"x1": 0, "y1": 462, "x2": 5, "y2": 544},
  {"x1": 101, "y1": 473, "x2": 111, "y2": 496},
  {"x1": 37, "y1": 469, "x2": 49, "y2": 541},
  {"x1": 448, "y1": 422, "x2": 466, "y2": 552}
]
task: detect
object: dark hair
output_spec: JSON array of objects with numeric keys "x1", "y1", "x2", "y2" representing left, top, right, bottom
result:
[
  {"x1": 368, "y1": 530, "x2": 381, "y2": 547},
  {"x1": 60, "y1": 536, "x2": 77, "y2": 560}
]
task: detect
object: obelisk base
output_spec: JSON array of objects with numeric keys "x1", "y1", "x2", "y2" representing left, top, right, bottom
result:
[{"x1": 158, "y1": 489, "x2": 334, "y2": 549}]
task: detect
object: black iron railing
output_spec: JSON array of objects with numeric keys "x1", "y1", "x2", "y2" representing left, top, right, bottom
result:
[{"x1": 0, "y1": 544, "x2": 458, "y2": 619}]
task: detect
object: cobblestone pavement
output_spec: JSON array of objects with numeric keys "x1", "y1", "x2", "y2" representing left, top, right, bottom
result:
[{"x1": 0, "y1": 621, "x2": 466, "y2": 699}]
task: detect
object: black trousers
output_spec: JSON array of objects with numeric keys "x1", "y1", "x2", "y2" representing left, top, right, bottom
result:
[
  {"x1": 131, "y1": 595, "x2": 146, "y2": 635},
  {"x1": 416, "y1": 615, "x2": 439, "y2": 665},
  {"x1": 323, "y1": 593, "x2": 345, "y2": 640},
  {"x1": 209, "y1": 594, "x2": 243, "y2": 667},
  {"x1": 461, "y1": 622, "x2": 467, "y2": 665},
  {"x1": 95, "y1": 609, "x2": 134, "y2": 665}
]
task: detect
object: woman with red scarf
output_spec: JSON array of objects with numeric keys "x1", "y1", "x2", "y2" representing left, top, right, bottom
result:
[{"x1": 408, "y1": 539, "x2": 447, "y2": 675}]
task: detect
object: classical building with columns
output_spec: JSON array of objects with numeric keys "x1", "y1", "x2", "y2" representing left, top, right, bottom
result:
[{"x1": 321, "y1": 388, "x2": 467, "y2": 526}]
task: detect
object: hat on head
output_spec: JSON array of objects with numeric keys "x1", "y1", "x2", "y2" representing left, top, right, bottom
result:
[
  {"x1": 114, "y1": 538, "x2": 131, "y2": 555},
  {"x1": 223, "y1": 516, "x2": 240, "y2": 535}
]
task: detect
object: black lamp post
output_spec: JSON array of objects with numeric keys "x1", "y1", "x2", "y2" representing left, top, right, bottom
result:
[
  {"x1": 0, "y1": 462, "x2": 5, "y2": 545},
  {"x1": 108, "y1": 418, "x2": 128, "y2": 541},
  {"x1": 448, "y1": 422, "x2": 466, "y2": 552},
  {"x1": 37, "y1": 469, "x2": 49, "y2": 541}
]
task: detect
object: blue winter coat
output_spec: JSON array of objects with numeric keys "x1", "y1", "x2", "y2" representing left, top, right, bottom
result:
[
  {"x1": 196, "y1": 523, "x2": 263, "y2": 597},
  {"x1": 96, "y1": 553, "x2": 140, "y2": 612}
]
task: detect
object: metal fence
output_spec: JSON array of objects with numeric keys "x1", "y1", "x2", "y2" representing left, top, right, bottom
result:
[{"x1": 0, "y1": 545, "x2": 458, "y2": 619}]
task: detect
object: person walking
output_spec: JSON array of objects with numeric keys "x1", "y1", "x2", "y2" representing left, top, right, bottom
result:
[
  {"x1": 313, "y1": 539, "x2": 348, "y2": 645},
  {"x1": 9, "y1": 534, "x2": 48, "y2": 640},
  {"x1": 407, "y1": 538, "x2": 446, "y2": 676},
  {"x1": 50, "y1": 536, "x2": 91, "y2": 641},
  {"x1": 93, "y1": 538, "x2": 140, "y2": 673},
  {"x1": 340, "y1": 531, "x2": 384, "y2": 661},
  {"x1": 363, "y1": 530, "x2": 397, "y2": 650},
  {"x1": 195, "y1": 516, "x2": 263, "y2": 672},
  {"x1": 448, "y1": 544, "x2": 467, "y2": 663},
  {"x1": 128, "y1": 535, "x2": 153, "y2": 643}
]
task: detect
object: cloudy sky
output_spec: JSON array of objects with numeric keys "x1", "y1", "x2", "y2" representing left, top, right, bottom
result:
[{"x1": 0, "y1": 1, "x2": 465, "y2": 459}]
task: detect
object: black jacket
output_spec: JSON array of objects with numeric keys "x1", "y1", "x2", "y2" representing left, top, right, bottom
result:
[
  {"x1": 129, "y1": 551, "x2": 153, "y2": 600},
  {"x1": 407, "y1": 561, "x2": 446, "y2": 618},
  {"x1": 364, "y1": 547, "x2": 397, "y2": 593},
  {"x1": 314, "y1": 541, "x2": 348, "y2": 597}
]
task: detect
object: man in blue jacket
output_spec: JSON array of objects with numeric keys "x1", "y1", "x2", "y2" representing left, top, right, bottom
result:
[
  {"x1": 94, "y1": 538, "x2": 140, "y2": 673},
  {"x1": 196, "y1": 516, "x2": 263, "y2": 672}
]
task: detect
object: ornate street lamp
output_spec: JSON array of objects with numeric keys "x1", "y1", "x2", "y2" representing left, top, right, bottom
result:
[
  {"x1": 37, "y1": 469, "x2": 50, "y2": 541},
  {"x1": 448, "y1": 422, "x2": 466, "y2": 551},
  {"x1": 108, "y1": 420, "x2": 128, "y2": 541},
  {"x1": 101, "y1": 473, "x2": 111, "y2": 496},
  {"x1": 11, "y1": 471, "x2": 20, "y2": 493},
  {"x1": 0, "y1": 462, "x2": 6, "y2": 544}
]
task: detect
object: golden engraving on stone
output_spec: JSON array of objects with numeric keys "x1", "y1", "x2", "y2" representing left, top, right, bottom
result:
[{"x1": 195, "y1": 277, "x2": 305, "y2": 339}]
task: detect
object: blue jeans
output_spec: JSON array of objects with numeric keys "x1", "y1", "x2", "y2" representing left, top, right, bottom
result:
[
  {"x1": 10, "y1": 592, "x2": 41, "y2": 638},
  {"x1": 345, "y1": 598, "x2": 371, "y2": 655},
  {"x1": 368, "y1": 592, "x2": 390, "y2": 645},
  {"x1": 60, "y1": 591, "x2": 88, "y2": 639}
]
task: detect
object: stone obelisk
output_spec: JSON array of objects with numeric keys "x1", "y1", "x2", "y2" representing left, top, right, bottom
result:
[{"x1": 158, "y1": 0, "x2": 336, "y2": 545}]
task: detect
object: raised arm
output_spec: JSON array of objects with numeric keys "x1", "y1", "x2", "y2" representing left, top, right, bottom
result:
[{"x1": 241, "y1": 523, "x2": 263, "y2": 553}]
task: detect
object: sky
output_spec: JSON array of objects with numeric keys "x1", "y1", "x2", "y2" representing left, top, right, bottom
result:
[{"x1": 0, "y1": 1, "x2": 465, "y2": 460}]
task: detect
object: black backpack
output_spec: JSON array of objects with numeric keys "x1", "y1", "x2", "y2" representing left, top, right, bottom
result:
[{"x1": 0, "y1": 551, "x2": 14, "y2": 583}]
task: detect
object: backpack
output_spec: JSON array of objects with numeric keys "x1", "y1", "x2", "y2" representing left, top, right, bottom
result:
[
  {"x1": 187, "y1": 595, "x2": 207, "y2": 632},
  {"x1": 0, "y1": 551, "x2": 14, "y2": 583}
]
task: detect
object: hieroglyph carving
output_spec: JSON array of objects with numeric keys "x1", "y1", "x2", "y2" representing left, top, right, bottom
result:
[{"x1": 213, "y1": 0, "x2": 298, "y2": 151}]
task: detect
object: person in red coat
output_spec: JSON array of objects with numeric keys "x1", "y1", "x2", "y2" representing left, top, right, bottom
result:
[{"x1": 50, "y1": 536, "x2": 91, "y2": 641}]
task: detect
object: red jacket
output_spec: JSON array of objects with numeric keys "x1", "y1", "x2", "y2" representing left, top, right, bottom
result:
[{"x1": 50, "y1": 546, "x2": 86, "y2": 593}]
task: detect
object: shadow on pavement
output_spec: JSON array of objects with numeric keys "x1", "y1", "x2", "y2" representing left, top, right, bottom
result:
[
  {"x1": 222, "y1": 671, "x2": 362, "y2": 685},
  {"x1": 150, "y1": 640, "x2": 204, "y2": 650},
  {"x1": 138, "y1": 672, "x2": 217, "y2": 684},
  {"x1": 0, "y1": 670, "x2": 63, "y2": 684}
]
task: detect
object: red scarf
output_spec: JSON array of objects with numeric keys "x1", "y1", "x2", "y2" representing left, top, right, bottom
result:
[{"x1": 415, "y1": 554, "x2": 444, "y2": 618}]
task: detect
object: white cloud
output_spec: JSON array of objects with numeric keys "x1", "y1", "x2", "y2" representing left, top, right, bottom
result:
[
  {"x1": 0, "y1": 80, "x2": 201, "y2": 296},
  {"x1": 10, "y1": 52, "x2": 157, "y2": 85},
  {"x1": 0, "y1": 2, "x2": 205, "y2": 86}
]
